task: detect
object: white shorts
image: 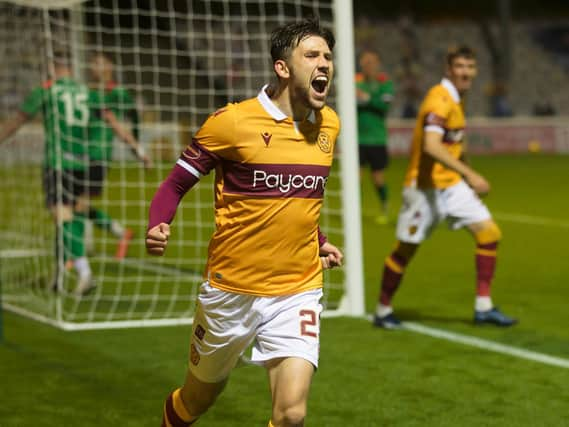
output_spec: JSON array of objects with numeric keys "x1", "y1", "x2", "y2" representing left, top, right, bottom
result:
[
  {"x1": 188, "y1": 282, "x2": 323, "y2": 383},
  {"x1": 396, "y1": 180, "x2": 492, "y2": 244}
]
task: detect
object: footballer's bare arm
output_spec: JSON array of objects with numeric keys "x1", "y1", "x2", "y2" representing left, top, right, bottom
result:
[
  {"x1": 423, "y1": 131, "x2": 490, "y2": 195},
  {"x1": 103, "y1": 109, "x2": 152, "y2": 168},
  {"x1": 0, "y1": 112, "x2": 29, "y2": 144}
]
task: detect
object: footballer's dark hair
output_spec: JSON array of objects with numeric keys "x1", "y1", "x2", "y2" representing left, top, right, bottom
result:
[
  {"x1": 359, "y1": 49, "x2": 381, "y2": 61},
  {"x1": 446, "y1": 45, "x2": 476, "y2": 66},
  {"x1": 270, "y1": 17, "x2": 335, "y2": 62}
]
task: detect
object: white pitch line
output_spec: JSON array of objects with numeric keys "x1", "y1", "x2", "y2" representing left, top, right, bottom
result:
[
  {"x1": 494, "y1": 212, "x2": 569, "y2": 229},
  {"x1": 91, "y1": 255, "x2": 202, "y2": 278},
  {"x1": 0, "y1": 249, "x2": 50, "y2": 258},
  {"x1": 403, "y1": 321, "x2": 569, "y2": 369}
]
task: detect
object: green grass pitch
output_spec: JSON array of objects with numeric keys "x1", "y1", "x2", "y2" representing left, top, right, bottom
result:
[{"x1": 1, "y1": 154, "x2": 569, "y2": 426}]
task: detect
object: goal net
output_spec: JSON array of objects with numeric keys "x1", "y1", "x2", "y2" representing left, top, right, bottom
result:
[{"x1": 0, "y1": 0, "x2": 363, "y2": 330}]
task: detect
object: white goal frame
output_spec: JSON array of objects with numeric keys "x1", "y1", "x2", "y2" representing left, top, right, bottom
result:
[{"x1": 0, "y1": 0, "x2": 364, "y2": 330}]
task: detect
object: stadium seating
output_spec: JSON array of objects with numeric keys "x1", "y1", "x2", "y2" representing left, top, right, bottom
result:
[{"x1": 355, "y1": 18, "x2": 569, "y2": 117}]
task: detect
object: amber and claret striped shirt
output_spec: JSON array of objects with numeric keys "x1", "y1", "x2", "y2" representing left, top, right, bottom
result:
[
  {"x1": 148, "y1": 86, "x2": 340, "y2": 296},
  {"x1": 404, "y1": 78, "x2": 466, "y2": 189}
]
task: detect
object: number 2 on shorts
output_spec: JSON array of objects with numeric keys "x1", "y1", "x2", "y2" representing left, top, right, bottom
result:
[{"x1": 299, "y1": 309, "x2": 318, "y2": 338}]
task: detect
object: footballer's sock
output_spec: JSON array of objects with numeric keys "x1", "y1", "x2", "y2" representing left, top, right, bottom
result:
[
  {"x1": 62, "y1": 220, "x2": 74, "y2": 262},
  {"x1": 475, "y1": 242, "x2": 498, "y2": 311},
  {"x1": 74, "y1": 256, "x2": 92, "y2": 281},
  {"x1": 84, "y1": 218, "x2": 94, "y2": 253},
  {"x1": 89, "y1": 207, "x2": 126, "y2": 238},
  {"x1": 162, "y1": 389, "x2": 197, "y2": 427},
  {"x1": 110, "y1": 220, "x2": 126, "y2": 239},
  {"x1": 88, "y1": 207, "x2": 112, "y2": 230},
  {"x1": 377, "y1": 184, "x2": 388, "y2": 205},
  {"x1": 379, "y1": 252, "x2": 408, "y2": 307},
  {"x1": 70, "y1": 213, "x2": 86, "y2": 258},
  {"x1": 375, "y1": 303, "x2": 393, "y2": 318},
  {"x1": 377, "y1": 185, "x2": 389, "y2": 215}
]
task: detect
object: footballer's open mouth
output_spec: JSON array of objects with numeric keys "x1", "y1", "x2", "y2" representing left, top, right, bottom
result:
[{"x1": 311, "y1": 75, "x2": 329, "y2": 95}]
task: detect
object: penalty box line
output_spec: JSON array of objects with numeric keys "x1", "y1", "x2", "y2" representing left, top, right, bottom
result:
[{"x1": 402, "y1": 321, "x2": 569, "y2": 370}]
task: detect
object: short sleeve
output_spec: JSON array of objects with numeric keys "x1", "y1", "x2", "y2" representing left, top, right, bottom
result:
[
  {"x1": 193, "y1": 104, "x2": 237, "y2": 156},
  {"x1": 422, "y1": 90, "x2": 453, "y2": 134},
  {"x1": 176, "y1": 104, "x2": 237, "y2": 177},
  {"x1": 110, "y1": 87, "x2": 135, "y2": 117}
]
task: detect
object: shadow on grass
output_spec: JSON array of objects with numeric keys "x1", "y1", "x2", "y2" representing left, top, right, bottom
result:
[{"x1": 395, "y1": 309, "x2": 473, "y2": 326}]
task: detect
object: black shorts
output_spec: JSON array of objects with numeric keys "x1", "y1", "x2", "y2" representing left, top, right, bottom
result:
[
  {"x1": 42, "y1": 168, "x2": 86, "y2": 208},
  {"x1": 85, "y1": 163, "x2": 107, "y2": 196},
  {"x1": 358, "y1": 145, "x2": 389, "y2": 171}
]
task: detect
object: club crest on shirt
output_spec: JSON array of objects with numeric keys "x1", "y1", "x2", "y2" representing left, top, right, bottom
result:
[
  {"x1": 409, "y1": 225, "x2": 418, "y2": 235},
  {"x1": 317, "y1": 132, "x2": 331, "y2": 153},
  {"x1": 261, "y1": 131, "x2": 272, "y2": 147},
  {"x1": 190, "y1": 344, "x2": 200, "y2": 366}
]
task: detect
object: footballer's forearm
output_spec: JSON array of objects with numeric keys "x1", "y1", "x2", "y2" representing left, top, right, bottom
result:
[
  {"x1": 368, "y1": 92, "x2": 393, "y2": 114},
  {"x1": 126, "y1": 108, "x2": 140, "y2": 140},
  {"x1": 103, "y1": 109, "x2": 143, "y2": 156},
  {"x1": 148, "y1": 164, "x2": 199, "y2": 229},
  {"x1": 423, "y1": 132, "x2": 474, "y2": 178},
  {"x1": 0, "y1": 112, "x2": 28, "y2": 144}
]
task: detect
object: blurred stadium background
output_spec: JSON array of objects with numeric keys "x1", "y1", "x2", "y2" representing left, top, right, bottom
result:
[{"x1": 1, "y1": 0, "x2": 568, "y2": 426}]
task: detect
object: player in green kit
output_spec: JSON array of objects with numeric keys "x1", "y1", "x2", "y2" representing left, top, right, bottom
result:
[
  {"x1": 87, "y1": 53, "x2": 150, "y2": 259},
  {"x1": 356, "y1": 50, "x2": 394, "y2": 224},
  {"x1": 0, "y1": 53, "x2": 95, "y2": 295}
]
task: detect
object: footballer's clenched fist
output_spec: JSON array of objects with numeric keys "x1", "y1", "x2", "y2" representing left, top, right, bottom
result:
[{"x1": 146, "y1": 223, "x2": 170, "y2": 256}]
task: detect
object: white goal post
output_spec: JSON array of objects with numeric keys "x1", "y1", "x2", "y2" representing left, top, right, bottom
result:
[{"x1": 0, "y1": 0, "x2": 363, "y2": 330}]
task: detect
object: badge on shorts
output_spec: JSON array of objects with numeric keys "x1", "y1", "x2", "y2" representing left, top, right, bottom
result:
[
  {"x1": 190, "y1": 343, "x2": 201, "y2": 366},
  {"x1": 194, "y1": 324, "x2": 206, "y2": 341}
]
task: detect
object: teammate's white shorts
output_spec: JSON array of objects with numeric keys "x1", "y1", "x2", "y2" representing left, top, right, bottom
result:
[
  {"x1": 188, "y1": 282, "x2": 323, "y2": 383},
  {"x1": 396, "y1": 180, "x2": 492, "y2": 244}
]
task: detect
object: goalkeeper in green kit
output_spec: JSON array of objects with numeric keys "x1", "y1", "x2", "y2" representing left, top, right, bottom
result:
[
  {"x1": 356, "y1": 50, "x2": 394, "y2": 224},
  {"x1": 87, "y1": 53, "x2": 151, "y2": 259}
]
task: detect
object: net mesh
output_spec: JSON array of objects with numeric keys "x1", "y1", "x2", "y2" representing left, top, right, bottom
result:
[{"x1": 0, "y1": 0, "x2": 349, "y2": 329}]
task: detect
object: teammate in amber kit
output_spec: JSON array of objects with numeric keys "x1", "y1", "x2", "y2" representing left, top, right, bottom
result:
[
  {"x1": 146, "y1": 19, "x2": 342, "y2": 427},
  {"x1": 373, "y1": 46, "x2": 517, "y2": 328}
]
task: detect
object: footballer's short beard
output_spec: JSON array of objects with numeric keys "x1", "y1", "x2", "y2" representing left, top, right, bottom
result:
[
  {"x1": 297, "y1": 84, "x2": 327, "y2": 111},
  {"x1": 308, "y1": 97, "x2": 326, "y2": 111},
  {"x1": 290, "y1": 84, "x2": 314, "y2": 113}
]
